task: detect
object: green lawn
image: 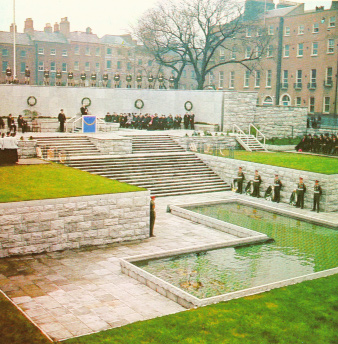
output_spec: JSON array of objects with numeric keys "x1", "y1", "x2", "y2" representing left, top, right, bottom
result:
[
  {"x1": 0, "y1": 163, "x2": 144, "y2": 203},
  {"x1": 227, "y1": 151, "x2": 338, "y2": 174},
  {"x1": 0, "y1": 291, "x2": 51, "y2": 344},
  {"x1": 64, "y1": 274, "x2": 338, "y2": 344}
]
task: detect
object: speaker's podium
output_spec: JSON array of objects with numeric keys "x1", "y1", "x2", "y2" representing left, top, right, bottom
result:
[{"x1": 82, "y1": 115, "x2": 97, "y2": 133}]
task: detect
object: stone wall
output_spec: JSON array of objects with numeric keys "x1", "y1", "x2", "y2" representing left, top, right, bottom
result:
[
  {"x1": 88, "y1": 136, "x2": 132, "y2": 155},
  {"x1": 0, "y1": 191, "x2": 150, "y2": 257},
  {"x1": 222, "y1": 92, "x2": 308, "y2": 139},
  {"x1": 198, "y1": 153, "x2": 338, "y2": 212},
  {"x1": 17, "y1": 139, "x2": 37, "y2": 159}
]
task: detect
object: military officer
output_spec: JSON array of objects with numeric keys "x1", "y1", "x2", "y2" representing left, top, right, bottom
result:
[
  {"x1": 24, "y1": 66, "x2": 30, "y2": 85},
  {"x1": 80, "y1": 71, "x2": 86, "y2": 87},
  {"x1": 102, "y1": 72, "x2": 109, "y2": 87},
  {"x1": 234, "y1": 167, "x2": 245, "y2": 194},
  {"x1": 312, "y1": 180, "x2": 322, "y2": 213},
  {"x1": 43, "y1": 68, "x2": 50, "y2": 85},
  {"x1": 67, "y1": 71, "x2": 74, "y2": 86},
  {"x1": 273, "y1": 174, "x2": 282, "y2": 203},
  {"x1": 91, "y1": 72, "x2": 97, "y2": 87},
  {"x1": 56, "y1": 69, "x2": 62, "y2": 86},
  {"x1": 296, "y1": 177, "x2": 306, "y2": 209},
  {"x1": 252, "y1": 170, "x2": 262, "y2": 197}
]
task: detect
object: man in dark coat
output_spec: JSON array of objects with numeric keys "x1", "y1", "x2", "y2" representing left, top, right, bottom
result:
[
  {"x1": 150, "y1": 196, "x2": 156, "y2": 237},
  {"x1": 252, "y1": 170, "x2": 262, "y2": 197},
  {"x1": 58, "y1": 109, "x2": 66, "y2": 132},
  {"x1": 312, "y1": 180, "x2": 322, "y2": 213},
  {"x1": 296, "y1": 177, "x2": 306, "y2": 209},
  {"x1": 273, "y1": 174, "x2": 282, "y2": 203}
]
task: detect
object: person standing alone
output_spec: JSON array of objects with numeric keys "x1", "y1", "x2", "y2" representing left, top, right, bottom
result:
[
  {"x1": 58, "y1": 109, "x2": 66, "y2": 132},
  {"x1": 150, "y1": 196, "x2": 156, "y2": 237}
]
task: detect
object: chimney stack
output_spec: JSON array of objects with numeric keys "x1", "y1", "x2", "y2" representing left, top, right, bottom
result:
[
  {"x1": 44, "y1": 23, "x2": 52, "y2": 33},
  {"x1": 10, "y1": 23, "x2": 17, "y2": 33},
  {"x1": 86, "y1": 27, "x2": 92, "y2": 34},
  {"x1": 331, "y1": 0, "x2": 338, "y2": 10},
  {"x1": 24, "y1": 18, "x2": 34, "y2": 34},
  {"x1": 60, "y1": 17, "x2": 70, "y2": 37},
  {"x1": 54, "y1": 22, "x2": 60, "y2": 32}
]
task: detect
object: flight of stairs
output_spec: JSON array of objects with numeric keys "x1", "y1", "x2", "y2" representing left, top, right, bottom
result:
[
  {"x1": 132, "y1": 135, "x2": 186, "y2": 154},
  {"x1": 67, "y1": 152, "x2": 230, "y2": 197},
  {"x1": 234, "y1": 134, "x2": 267, "y2": 152},
  {"x1": 34, "y1": 136, "x2": 102, "y2": 156}
]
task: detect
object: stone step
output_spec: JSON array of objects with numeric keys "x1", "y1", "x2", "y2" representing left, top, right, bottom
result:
[{"x1": 153, "y1": 186, "x2": 230, "y2": 197}]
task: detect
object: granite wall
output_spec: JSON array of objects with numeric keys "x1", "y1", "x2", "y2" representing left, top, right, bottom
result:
[
  {"x1": 0, "y1": 191, "x2": 150, "y2": 257},
  {"x1": 197, "y1": 153, "x2": 338, "y2": 212}
]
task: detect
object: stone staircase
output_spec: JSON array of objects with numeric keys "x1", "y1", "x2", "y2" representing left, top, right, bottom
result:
[
  {"x1": 34, "y1": 136, "x2": 102, "y2": 156},
  {"x1": 67, "y1": 152, "x2": 230, "y2": 197},
  {"x1": 131, "y1": 135, "x2": 185, "y2": 154}
]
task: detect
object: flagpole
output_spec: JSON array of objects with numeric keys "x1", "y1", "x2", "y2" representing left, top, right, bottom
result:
[{"x1": 13, "y1": 0, "x2": 16, "y2": 80}]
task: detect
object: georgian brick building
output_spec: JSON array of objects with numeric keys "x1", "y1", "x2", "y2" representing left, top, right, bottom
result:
[
  {"x1": 0, "y1": 17, "x2": 192, "y2": 89},
  {"x1": 213, "y1": 0, "x2": 338, "y2": 116}
]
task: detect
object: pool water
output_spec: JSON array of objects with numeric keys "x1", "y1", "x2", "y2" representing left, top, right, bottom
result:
[{"x1": 135, "y1": 203, "x2": 338, "y2": 299}]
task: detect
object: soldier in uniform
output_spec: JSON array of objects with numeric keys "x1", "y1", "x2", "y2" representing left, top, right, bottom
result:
[
  {"x1": 252, "y1": 170, "x2": 262, "y2": 197},
  {"x1": 56, "y1": 69, "x2": 62, "y2": 86},
  {"x1": 136, "y1": 74, "x2": 142, "y2": 88},
  {"x1": 5, "y1": 65, "x2": 12, "y2": 84},
  {"x1": 296, "y1": 177, "x2": 306, "y2": 209},
  {"x1": 148, "y1": 74, "x2": 154, "y2": 89},
  {"x1": 91, "y1": 72, "x2": 97, "y2": 87},
  {"x1": 235, "y1": 167, "x2": 245, "y2": 194},
  {"x1": 150, "y1": 196, "x2": 156, "y2": 237},
  {"x1": 273, "y1": 174, "x2": 282, "y2": 203},
  {"x1": 67, "y1": 71, "x2": 74, "y2": 86},
  {"x1": 102, "y1": 72, "x2": 109, "y2": 87},
  {"x1": 43, "y1": 68, "x2": 50, "y2": 86},
  {"x1": 80, "y1": 71, "x2": 86, "y2": 87},
  {"x1": 312, "y1": 180, "x2": 322, "y2": 213},
  {"x1": 114, "y1": 73, "x2": 120, "y2": 88},
  {"x1": 24, "y1": 66, "x2": 30, "y2": 85}
]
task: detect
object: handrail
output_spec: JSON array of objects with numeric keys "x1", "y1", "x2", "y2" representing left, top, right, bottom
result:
[
  {"x1": 249, "y1": 123, "x2": 266, "y2": 148},
  {"x1": 232, "y1": 123, "x2": 250, "y2": 146},
  {"x1": 72, "y1": 116, "x2": 82, "y2": 133},
  {"x1": 65, "y1": 115, "x2": 77, "y2": 132}
]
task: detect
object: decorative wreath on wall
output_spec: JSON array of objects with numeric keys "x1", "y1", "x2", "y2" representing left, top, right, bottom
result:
[
  {"x1": 81, "y1": 97, "x2": 91, "y2": 107},
  {"x1": 134, "y1": 99, "x2": 144, "y2": 109},
  {"x1": 27, "y1": 96, "x2": 37, "y2": 107},
  {"x1": 184, "y1": 101, "x2": 193, "y2": 111}
]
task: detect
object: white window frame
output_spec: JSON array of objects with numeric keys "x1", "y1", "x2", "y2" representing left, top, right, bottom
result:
[
  {"x1": 74, "y1": 46, "x2": 80, "y2": 55},
  {"x1": 266, "y1": 70, "x2": 272, "y2": 88},
  {"x1": 246, "y1": 27, "x2": 252, "y2": 37},
  {"x1": 255, "y1": 70, "x2": 260, "y2": 88},
  {"x1": 283, "y1": 45, "x2": 289, "y2": 58},
  {"x1": 95, "y1": 47, "x2": 100, "y2": 56},
  {"x1": 296, "y1": 70, "x2": 302, "y2": 86},
  {"x1": 96, "y1": 62, "x2": 100, "y2": 71},
  {"x1": 268, "y1": 25, "x2": 274, "y2": 35},
  {"x1": 231, "y1": 46, "x2": 236, "y2": 60},
  {"x1": 263, "y1": 96, "x2": 273, "y2": 106},
  {"x1": 50, "y1": 61, "x2": 56, "y2": 72},
  {"x1": 244, "y1": 70, "x2": 250, "y2": 88},
  {"x1": 38, "y1": 48, "x2": 44, "y2": 55},
  {"x1": 313, "y1": 23, "x2": 319, "y2": 33},
  {"x1": 329, "y1": 16, "x2": 335, "y2": 28},
  {"x1": 62, "y1": 49, "x2": 68, "y2": 57},
  {"x1": 229, "y1": 71, "x2": 235, "y2": 89},
  {"x1": 50, "y1": 48, "x2": 56, "y2": 56},
  {"x1": 284, "y1": 26, "x2": 290, "y2": 36},
  {"x1": 327, "y1": 39, "x2": 334, "y2": 53},
  {"x1": 38, "y1": 61, "x2": 44, "y2": 71},
  {"x1": 281, "y1": 94, "x2": 291, "y2": 106},
  {"x1": 282, "y1": 70, "x2": 288, "y2": 88},
  {"x1": 62, "y1": 62, "x2": 67, "y2": 73},
  {"x1": 310, "y1": 69, "x2": 317, "y2": 85},
  {"x1": 245, "y1": 46, "x2": 251, "y2": 59},
  {"x1": 311, "y1": 42, "x2": 318, "y2": 56},
  {"x1": 85, "y1": 47, "x2": 90, "y2": 56},
  {"x1": 267, "y1": 45, "x2": 273, "y2": 58},
  {"x1": 218, "y1": 71, "x2": 224, "y2": 88},
  {"x1": 323, "y1": 96, "x2": 330, "y2": 113},
  {"x1": 309, "y1": 97, "x2": 315, "y2": 113},
  {"x1": 295, "y1": 97, "x2": 302, "y2": 107},
  {"x1": 106, "y1": 60, "x2": 112, "y2": 70},
  {"x1": 85, "y1": 62, "x2": 90, "y2": 72},
  {"x1": 298, "y1": 25, "x2": 304, "y2": 35},
  {"x1": 297, "y1": 43, "x2": 303, "y2": 57},
  {"x1": 326, "y1": 67, "x2": 333, "y2": 85},
  {"x1": 74, "y1": 61, "x2": 79, "y2": 71}
]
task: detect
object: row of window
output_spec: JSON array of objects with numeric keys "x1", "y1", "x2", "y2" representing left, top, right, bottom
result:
[
  {"x1": 283, "y1": 39, "x2": 335, "y2": 57},
  {"x1": 2, "y1": 49, "x2": 27, "y2": 57},
  {"x1": 245, "y1": 17, "x2": 336, "y2": 38},
  {"x1": 216, "y1": 67, "x2": 333, "y2": 90}
]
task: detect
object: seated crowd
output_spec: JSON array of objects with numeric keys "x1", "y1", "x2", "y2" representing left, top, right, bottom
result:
[
  {"x1": 295, "y1": 133, "x2": 338, "y2": 155},
  {"x1": 104, "y1": 113, "x2": 195, "y2": 130}
]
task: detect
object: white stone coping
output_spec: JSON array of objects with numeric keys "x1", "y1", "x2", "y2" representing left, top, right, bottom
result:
[{"x1": 120, "y1": 197, "x2": 338, "y2": 309}]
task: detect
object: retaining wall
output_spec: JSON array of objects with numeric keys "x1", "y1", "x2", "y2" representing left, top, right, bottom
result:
[
  {"x1": 197, "y1": 153, "x2": 338, "y2": 212},
  {"x1": 0, "y1": 191, "x2": 150, "y2": 257}
]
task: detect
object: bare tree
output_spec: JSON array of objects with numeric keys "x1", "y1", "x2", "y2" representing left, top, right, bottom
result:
[{"x1": 134, "y1": 0, "x2": 271, "y2": 90}]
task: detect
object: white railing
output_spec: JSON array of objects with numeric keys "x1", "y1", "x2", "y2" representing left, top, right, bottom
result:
[
  {"x1": 249, "y1": 123, "x2": 266, "y2": 148},
  {"x1": 232, "y1": 123, "x2": 250, "y2": 147}
]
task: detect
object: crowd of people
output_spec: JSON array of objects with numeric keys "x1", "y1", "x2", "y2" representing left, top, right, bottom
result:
[
  {"x1": 295, "y1": 133, "x2": 338, "y2": 155},
  {"x1": 0, "y1": 114, "x2": 29, "y2": 134},
  {"x1": 233, "y1": 168, "x2": 322, "y2": 212},
  {"x1": 104, "y1": 112, "x2": 195, "y2": 130}
]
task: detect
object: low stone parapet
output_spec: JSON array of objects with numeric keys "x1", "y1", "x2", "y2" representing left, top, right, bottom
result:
[
  {"x1": 88, "y1": 136, "x2": 132, "y2": 154},
  {"x1": 0, "y1": 191, "x2": 150, "y2": 257},
  {"x1": 17, "y1": 139, "x2": 37, "y2": 159}
]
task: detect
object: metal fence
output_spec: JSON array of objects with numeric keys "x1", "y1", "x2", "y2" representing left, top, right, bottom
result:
[{"x1": 36, "y1": 145, "x2": 70, "y2": 164}]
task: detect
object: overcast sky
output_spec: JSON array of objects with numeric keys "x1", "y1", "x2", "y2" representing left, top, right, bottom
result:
[{"x1": 0, "y1": 0, "x2": 334, "y2": 37}]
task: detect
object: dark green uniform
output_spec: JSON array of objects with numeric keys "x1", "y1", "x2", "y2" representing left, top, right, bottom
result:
[
  {"x1": 312, "y1": 183, "x2": 322, "y2": 213},
  {"x1": 296, "y1": 181, "x2": 306, "y2": 209},
  {"x1": 273, "y1": 177, "x2": 282, "y2": 203}
]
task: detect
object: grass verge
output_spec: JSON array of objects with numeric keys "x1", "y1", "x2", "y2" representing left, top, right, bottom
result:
[
  {"x1": 0, "y1": 291, "x2": 51, "y2": 344},
  {"x1": 214, "y1": 150, "x2": 338, "y2": 174},
  {"x1": 0, "y1": 163, "x2": 144, "y2": 203},
  {"x1": 64, "y1": 274, "x2": 338, "y2": 344}
]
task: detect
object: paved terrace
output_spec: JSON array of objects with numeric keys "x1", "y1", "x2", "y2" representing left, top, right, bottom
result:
[{"x1": 1, "y1": 191, "x2": 337, "y2": 341}]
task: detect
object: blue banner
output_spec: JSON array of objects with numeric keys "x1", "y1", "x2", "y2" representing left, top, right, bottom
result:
[{"x1": 82, "y1": 115, "x2": 96, "y2": 133}]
